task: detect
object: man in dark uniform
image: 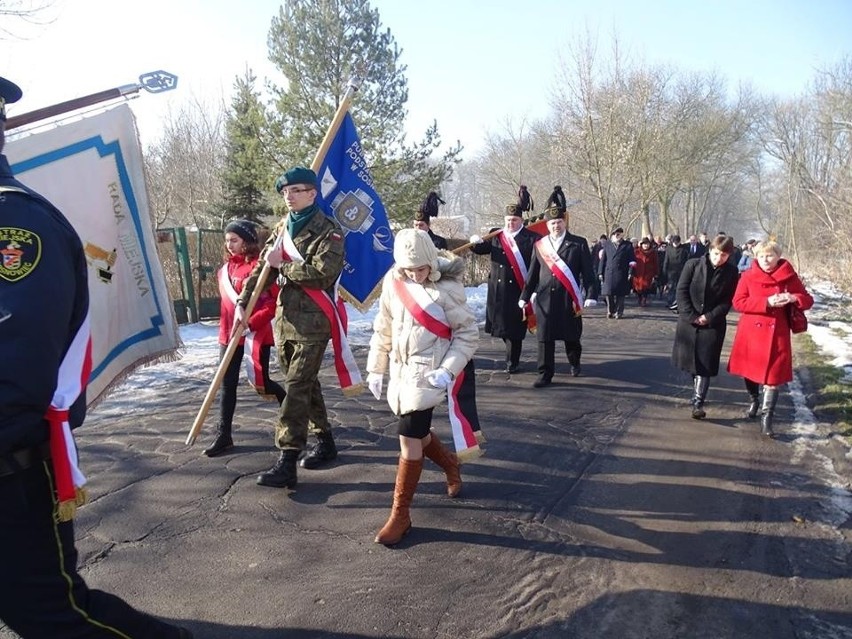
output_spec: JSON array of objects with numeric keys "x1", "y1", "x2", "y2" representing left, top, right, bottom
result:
[
  {"x1": 469, "y1": 204, "x2": 540, "y2": 373},
  {"x1": 235, "y1": 166, "x2": 345, "y2": 488},
  {"x1": 412, "y1": 209, "x2": 447, "y2": 249},
  {"x1": 0, "y1": 76, "x2": 192, "y2": 638},
  {"x1": 599, "y1": 227, "x2": 637, "y2": 319},
  {"x1": 520, "y1": 207, "x2": 595, "y2": 387}
]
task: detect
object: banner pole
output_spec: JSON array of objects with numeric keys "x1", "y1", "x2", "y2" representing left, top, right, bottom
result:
[
  {"x1": 185, "y1": 78, "x2": 361, "y2": 446},
  {"x1": 5, "y1": 71, "x2": 178, "y2": 131}
]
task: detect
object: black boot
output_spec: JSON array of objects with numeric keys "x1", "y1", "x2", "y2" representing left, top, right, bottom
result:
[
  {"x1": 202, "y1": 423, "x2": 233, "y2": 457},
  {"x1": 300, "y1": 431, "x2": 338, "y2": 469},
  {"x1": 760, "y1": 387, "x2": 779, "y2": 437},
  {"x1": 745, "y1": 380, "x2": 760, "y2": 419},
  {"x1": 256, "y1": 450, "x2": 299, "y2": 488},
  {"x1": 691, "y1": 376, "x2": 710, "y2": 419}
]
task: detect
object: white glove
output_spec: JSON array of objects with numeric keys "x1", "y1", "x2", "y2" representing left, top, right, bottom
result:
[
  {"x1": 469, "y1": 234, "x2": 484, "y2": 244},
  {"x1": 518, "y1": 299, "x2": 527, "y2": 309},
  {"x1": 231, "y1": 304, "x2": 247, "y2": 338},
  {"x1": 367, "y1": 372, "x2": 383, "y2": 400},
  {"x1": 425, "y1": 368, "x2": 453, "y2": 389},
  {"x1": 265, "y1": 245, "x2": 285, "y2": 268}
]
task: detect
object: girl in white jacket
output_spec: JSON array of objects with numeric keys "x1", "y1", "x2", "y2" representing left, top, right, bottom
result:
[{"x1": 366, "y1": 229, "x2": 478, "y2": 545}]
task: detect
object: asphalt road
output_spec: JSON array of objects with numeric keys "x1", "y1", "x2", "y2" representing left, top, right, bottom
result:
[{"x1": 3, "y1": 301, "x2": 850, "y2": 638}]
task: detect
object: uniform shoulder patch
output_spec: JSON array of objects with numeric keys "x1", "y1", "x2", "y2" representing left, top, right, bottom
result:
[
  {"x1": 330, "y1": 231, "x2": 343, "y2": 242},
  {"x1": 0, "y1": 227, "x2": 42, "y2": 282}
]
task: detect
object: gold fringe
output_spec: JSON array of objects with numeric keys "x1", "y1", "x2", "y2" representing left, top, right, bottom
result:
[
  {"x1": 474, "y1": 430, "x2": 487, "y2": 445},
  {"x1": 342, "y1": 382, "x2": 366, "y2": 398},
  {"x1": 75, "y1": 486, "x2": 88, "y2": 506},
  {"x1": 85, "y1": 345, "x2": 183, "y2": 410},
  {"x1": 57, "y1": 500, "x2": 77, "y2": 522},
  {"x1": 456, "y1": 446, "x2": 485, "y2": 463}
]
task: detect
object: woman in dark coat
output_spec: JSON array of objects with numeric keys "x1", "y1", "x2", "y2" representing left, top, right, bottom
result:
[
  {"x1": 469, "y1": 205, "x2": 541, "y2": 372},
  {"x1": 598, "y1": 227, "x2": 636, "y2": 318},
  {"x1": 671, "y1": 234, "x2": 739, "y2": 419},
  {"x1": 727, "y1": 240, "x2": 813, "y2": 436}
]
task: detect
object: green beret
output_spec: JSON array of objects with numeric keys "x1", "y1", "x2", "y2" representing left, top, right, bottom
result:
[
  {"x1": 275, "y1": 166, "x2": 318, "y2": 192},
  {"x1": 544, "y1": 206, "x2": 565, "y2": 221}
]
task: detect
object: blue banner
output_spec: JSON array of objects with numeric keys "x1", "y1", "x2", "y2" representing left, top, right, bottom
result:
[{"x1": 316, "y1": 113, "x2": 394, "y2": 310}]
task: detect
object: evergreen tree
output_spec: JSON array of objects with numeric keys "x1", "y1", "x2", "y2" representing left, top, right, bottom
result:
[
  {"x1": 222, "y1": 69, "x2": 276, "y2": 225},
  {"x1": 265, "y1": 0, "x2": 462, "y2": 225}
]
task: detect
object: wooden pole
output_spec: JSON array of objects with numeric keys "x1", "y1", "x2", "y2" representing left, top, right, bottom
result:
[{"x1": 185, "y1": 79, "x2": 361, "y2": 447}]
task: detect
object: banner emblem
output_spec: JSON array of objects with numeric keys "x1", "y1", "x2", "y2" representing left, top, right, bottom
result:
[
  {"x1": 0, "y1": 227, "x2": 41, "y2": 282},
  {"x1": 329, "y1": 187, "x2": 376, "y2": 234}
]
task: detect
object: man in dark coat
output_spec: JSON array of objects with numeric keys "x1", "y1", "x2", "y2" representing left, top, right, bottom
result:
[
  {"x1": 671, "y1": 235, "x2": 739, "y2": 419},
  {"x1": 413, "y1": 210, "x2": 447, "y2": 249},
  {"x1": 520, "y1": 207, "x2": 595, "y2": 387},
  {"x1": 598, "y1": 227, "x2": 636, "y2": 319},
  {"x1": 662, "y1": 234, "x2": 689, "y2": 309},
  {"x1": 0, "y1": 74, "x2": 193, "y2": 639},
  {"x1": 589, "y1": 234, "x2": 607, "y2": 301},
  {"x1": 470, "y1": 204, "x2": 541, "y2": 372}
]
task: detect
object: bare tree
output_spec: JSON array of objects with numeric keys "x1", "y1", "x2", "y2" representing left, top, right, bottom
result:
[{"x1": 144, "y1": 95, "x2": 228, "y2": 229}]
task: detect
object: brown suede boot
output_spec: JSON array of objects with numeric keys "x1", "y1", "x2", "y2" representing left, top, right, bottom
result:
[
  {"x1": 375, "y1": 457, "x2": 423, "y2": 546},
  {"x1": 423, "y1": 433, "x2": 462, "y2": 498}
]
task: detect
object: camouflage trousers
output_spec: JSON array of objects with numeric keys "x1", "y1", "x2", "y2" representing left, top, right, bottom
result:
[{"x1": 274, "y1": 339, "x2": 332, "y2": 451}]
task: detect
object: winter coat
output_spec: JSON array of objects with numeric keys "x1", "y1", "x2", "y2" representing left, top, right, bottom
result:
[
  {"x1": 737, "y1": 249, "x2": 754, "y2": 273},
  {"x1": 521, "y1": 232, "x2": 595, "y2": 342},
  {"x1": 218, "y1": 254, "x2": 278, "y2": 346},
  {"x1": 240, "y1": 205, "x2": 345, "y2": 342},
  {"x1": 662, "y1": 244, "x2": 689, "y2": 287},
  {"x1": 671, "y1": 255, "x2": 739, "y2": 376},
  {"x1": 367, "y1": 253, "x2": 478, "y2": 416},
  {"x1": 599, "y1": 239, "x2": 636, "y2": 296},
  {"x1": 470, "y1": 226, "x2": 540, "y2": 339},
  {"x1": 727, "y1": 259, "x2": 814, "y2": 385},
  {"x1": 632, "y1": 247, "x2": 659, "y2": 295}
]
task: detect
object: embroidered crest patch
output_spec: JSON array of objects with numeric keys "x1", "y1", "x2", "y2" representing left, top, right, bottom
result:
[{"x1": 0, "y1": 227, "x2": 42, "y2": 282}]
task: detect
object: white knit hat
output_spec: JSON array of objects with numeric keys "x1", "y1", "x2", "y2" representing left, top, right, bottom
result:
[{"x1": 393, "y1": 228, "x2": 439, "y2": 273}]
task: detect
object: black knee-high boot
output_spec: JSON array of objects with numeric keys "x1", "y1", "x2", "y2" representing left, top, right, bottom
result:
[
  {"x1": 744, "y1": 379, "x2": 760, "y2": 419},
  {"x1": 760, "y1": 387, "x2": 779, "y2": 436},
  {"x1": 691, "y1": 376, "x2": 710, "y2": 419}
]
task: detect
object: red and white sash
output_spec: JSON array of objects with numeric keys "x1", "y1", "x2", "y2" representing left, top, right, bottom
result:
[
  {"x1": 498, "y1": 230, "x2": 529, "y2": 285},
  {"x1": 268, "y1": 228, "x2": 363, "y2": 397},
  {"x1": 393, "y1": 277, "x2": 482, "y2": 459},
  {"x1": 536, "y1": 238, "x2": 585, "y2": 315},
  {"x1": 498, "y1": 230, "x2": 535, "y2": 325},
  {"x1": 44, "y1": 313, "x2": 93, "y2": 521},
  {"x1": 218, "y1": 265, "x2": 268, "y2": 393}
]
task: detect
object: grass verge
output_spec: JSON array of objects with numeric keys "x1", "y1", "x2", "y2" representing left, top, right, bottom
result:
[{"x1": 794, "y1": 333, "x2": 852, "y2": 444}]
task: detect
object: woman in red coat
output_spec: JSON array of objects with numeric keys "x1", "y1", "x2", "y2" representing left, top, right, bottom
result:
[
  {"x1": 202, "y1": 220, "x2": 285, "y2": 457},
  {"x1": 727, "y1": 240, "x2": 813, "y2": 437},
  {"x1": 632, "y1": 237, "x2": 659, "y2": 306}
]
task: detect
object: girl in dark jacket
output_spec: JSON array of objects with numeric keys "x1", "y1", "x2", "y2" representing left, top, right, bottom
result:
[{"x1": 671, "y1": 235, "x2": 739, "y2": 419}]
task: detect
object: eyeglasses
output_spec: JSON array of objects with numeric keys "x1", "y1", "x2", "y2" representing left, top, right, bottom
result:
[{"x1": 279, "y1": 186, "x2": 314, "y2": 196}]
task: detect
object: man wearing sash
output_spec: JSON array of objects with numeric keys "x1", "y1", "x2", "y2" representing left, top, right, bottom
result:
[
  {"x1": 366, "y1": 229, "x2": 478, "y2": 545},
  {"x1": 0, "y1": 75, "x2": 193, "y2": 638},
  {"x1": 469, "y1": 204, "x2": 541, "y2": 373},
  {"x1": 235, "y1": 167, "x2": 345, "y2": 489},
  {"x1": 520, "y1": 207, "x2": 595, "y2": 388}
]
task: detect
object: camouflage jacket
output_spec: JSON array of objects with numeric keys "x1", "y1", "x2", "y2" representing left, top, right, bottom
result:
[{"x1": 240, "y1": 205, "x2": 345, "y2": 342}]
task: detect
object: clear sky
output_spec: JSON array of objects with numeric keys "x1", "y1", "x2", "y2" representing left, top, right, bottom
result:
[{"x1": 1, "y1": 0, "x2": 849, "y2": 156}]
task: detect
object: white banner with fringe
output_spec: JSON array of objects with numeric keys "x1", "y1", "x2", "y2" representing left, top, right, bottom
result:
[{"x1": 6, "y1": 104, "x2": 180, "y2": 406}]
